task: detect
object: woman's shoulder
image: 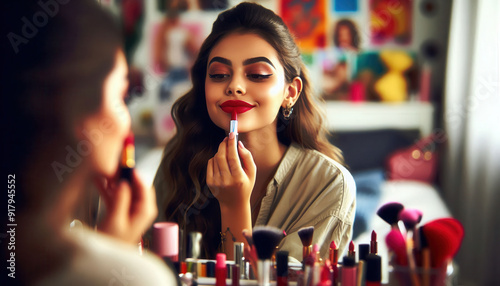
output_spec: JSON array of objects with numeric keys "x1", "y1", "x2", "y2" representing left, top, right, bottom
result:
[
  {"x1": 278, "y1": 144, "x2": 356, "y2": 222},
  {"x1": 287, "y1": 144, "x2": 356, "y2": 195},
  {"x1": 292, "y1": 144, "x2": 352, "y2": 177},
  {"x1": 39, "y1": 227, "x2": 177, "y2": 286}
]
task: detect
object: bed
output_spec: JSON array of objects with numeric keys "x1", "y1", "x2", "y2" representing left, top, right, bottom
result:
[{"x1": 325, "y1": 101, "x2": 455, "y2": 283}]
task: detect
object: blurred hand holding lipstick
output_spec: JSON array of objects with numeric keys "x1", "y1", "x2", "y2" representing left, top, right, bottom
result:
[{"x1": 94, "y1": 133, "x2": 158, "y2": 245}]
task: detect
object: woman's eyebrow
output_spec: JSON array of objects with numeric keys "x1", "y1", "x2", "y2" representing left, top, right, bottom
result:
[
  {"x1": 243, "y1": 57, "x2": 276, "y2": 69},
  {"x1": 208, "y1": 56, "x2": 232, "y2": 66}
]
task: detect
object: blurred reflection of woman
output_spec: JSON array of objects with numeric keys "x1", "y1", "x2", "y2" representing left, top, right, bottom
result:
[{"x1": 3, "y1": 1, "x2": 177, "y2": 285}]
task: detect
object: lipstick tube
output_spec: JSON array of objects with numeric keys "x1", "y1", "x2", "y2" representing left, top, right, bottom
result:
[
  {"x1": 120, "y1": 133, "x2": 135, "y2": 181},
  {"x1": 371, "y1": 230, "x2": 378, "y2": 254},
  {"x1": 216, "y1": 253, "x2": 227, "y2": 286},
  {"x1": 365, "y1": 254, "x2": 382, "y2": 286},
  {"x1": 276, "y1": 251, "x2": 288, "y2": 286},
  {"x1": 230, "y1": 111, "x2": 238, "y2": 142},
  {"x1": 341, "y1": 256, "x2": 357, "y2": 286}
]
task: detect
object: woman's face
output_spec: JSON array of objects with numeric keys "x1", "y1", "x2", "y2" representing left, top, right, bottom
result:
[
  {"x1": 205, "y1": 33, "x2": 290, "y2": 134},
  {"x1": 338, "y1": 25, "x2": 353, "y2": 49},
  {"x1": 83, "y1": 50, "x2": 131, "y2": 177}
]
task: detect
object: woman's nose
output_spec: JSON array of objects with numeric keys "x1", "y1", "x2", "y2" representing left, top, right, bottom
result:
[{"x1": 226, "y1": 75, "x2": 246, "y2": 95}]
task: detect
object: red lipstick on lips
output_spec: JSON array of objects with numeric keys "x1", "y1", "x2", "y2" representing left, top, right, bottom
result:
[{"x1": 220, "y1": 100, "x2": 255, "y2": 114}]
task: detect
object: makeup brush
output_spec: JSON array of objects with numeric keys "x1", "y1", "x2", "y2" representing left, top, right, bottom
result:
[
  {"x1": 419, "y1": 227, "x2": 431, "y2": 286},
  {"x1": 298, "y1": 226, "x2": 314, "y2": 262},
  {"x1": 377, "y1": 202, "x2": 404, "y2": 230},
  {"x1": 303, "y1": 252, "x2": 315, "y2": 286},
  {"x1": 399, "y1": 209, "x2": 422, "y2": 286},
  {"x1": 420, "y1": 218, "x2": 464, "y2": 269},
  {"x1": 386, "y1": 229, "x2": 411, "y2": 286},
  {"x1": 399, "y1": 209, "x2": 423, "y2": 234},
  {"x1": 399, "y1": 208, "x2": 423, "y2": 262},
  {"x1": 252, "y1": 226, "x2": 284, "y2": 286},
  {"x1": 385, "y1": 229, "x2": 408, "y2": 266}
]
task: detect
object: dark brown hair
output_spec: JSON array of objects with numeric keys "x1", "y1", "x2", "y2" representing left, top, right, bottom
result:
[{"x1": 4, "y1": 0, "x2": 122, "y2": 210}]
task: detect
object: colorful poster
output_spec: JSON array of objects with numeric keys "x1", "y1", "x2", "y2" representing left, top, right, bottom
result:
[
  {"x1": 280, "y1": 0, "x2": 327, "y2": 53},
  {"x1": 334, "y1": 0, "x2": 359, "y2": 12},
  {"x1": 369, "y1": 0, "x2": 413, "y2": 45}
]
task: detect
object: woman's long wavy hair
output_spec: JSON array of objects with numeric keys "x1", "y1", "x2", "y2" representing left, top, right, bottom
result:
[{"x1": 155, "y1": 2, "x2": 344, "y2": 258}]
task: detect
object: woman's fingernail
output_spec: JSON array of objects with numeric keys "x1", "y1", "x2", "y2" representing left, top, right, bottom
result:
[
  {"x1": 229, "y1": 132, "x2": 235, "y2": 140},
  {"x1": 238, "y1": 141, "x2": 245, "y2": 149}
]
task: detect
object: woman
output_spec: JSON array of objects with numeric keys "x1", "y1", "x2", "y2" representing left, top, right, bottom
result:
[
  {"x1": 3, "y1": 1, "x2": 176, "y2": 284},
  {"x1": 333, "y1": 19, "x2": 360, "y2": 51},
  {"x1": 153, "y1": 2, "x2": 356, "y2": 261}
]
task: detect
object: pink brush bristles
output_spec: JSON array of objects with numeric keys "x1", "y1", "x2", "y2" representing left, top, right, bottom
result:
[
  {"x1": 386, "y1": 229, "x2": 408, "y2": 266},
  {"x1": 399, "y1": 208, "x2": 423, "y2": 230}
]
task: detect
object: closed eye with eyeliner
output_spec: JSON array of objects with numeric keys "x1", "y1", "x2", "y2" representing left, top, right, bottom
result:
[{"x1": 207, "y1": 56, "x2": 275, "y2": 82}]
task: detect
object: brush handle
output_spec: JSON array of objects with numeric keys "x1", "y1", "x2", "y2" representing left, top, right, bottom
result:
[
  {"x1": 303, "y1": 245, "x2": 312, "y2": 261},
  {"x1": 257, "y1": 260, "x2": 271, "y2": 286},
  {"x1": 406, "y1": 233, "x2": 421, "y2": 286}
]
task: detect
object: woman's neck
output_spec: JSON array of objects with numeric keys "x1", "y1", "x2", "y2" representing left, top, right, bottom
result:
[
  {"x1": 23, "y1": 162, "x2": 91, "y2": 232},
  {"x1": 239, "y1": 123, "x2": 288, "y2": 213},
  {"x1": 239, "y1": 125, "x2": 287, "y2": 179}
]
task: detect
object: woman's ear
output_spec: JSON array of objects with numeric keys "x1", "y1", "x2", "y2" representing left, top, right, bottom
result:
[{"x1": 283, "y1": 76, "x2": 303, "y2": 107}]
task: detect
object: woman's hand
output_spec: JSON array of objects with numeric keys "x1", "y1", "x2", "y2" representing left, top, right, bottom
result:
[
  {"x1": 94, "y1": 170, "x2": 157, "y2": 245},
  {"x1": 206, "y1": 132, "x2": 257, "y2": 210}
]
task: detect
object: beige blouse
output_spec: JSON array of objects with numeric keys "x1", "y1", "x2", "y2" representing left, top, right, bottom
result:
[
  {"x1": 258, "y1": 143, "x2": 356, "y2": 263},
  {"x1": 153, "y1": 143, "x2": 356, "y2": 263}
]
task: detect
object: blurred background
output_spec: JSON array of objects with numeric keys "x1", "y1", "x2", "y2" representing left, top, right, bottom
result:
[
  {"x1": 102, "y1": 0, "x2": 498, "y2": 284},
  {"x1": 104, "y1": 0, "x2": 452, "y2": 147}
]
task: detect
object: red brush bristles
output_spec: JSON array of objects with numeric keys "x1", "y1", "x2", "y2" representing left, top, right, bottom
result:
[
  {"x1": 231, "y1": 110, "x2": 237, "y2": 121},
  {"x1": 421, "y1": 218, "x2": 464, "y2": 268}
]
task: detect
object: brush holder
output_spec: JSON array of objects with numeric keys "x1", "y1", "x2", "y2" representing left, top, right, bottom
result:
[{"x1": 388, "y1": 263, "x2": 457, "y2": 286}]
